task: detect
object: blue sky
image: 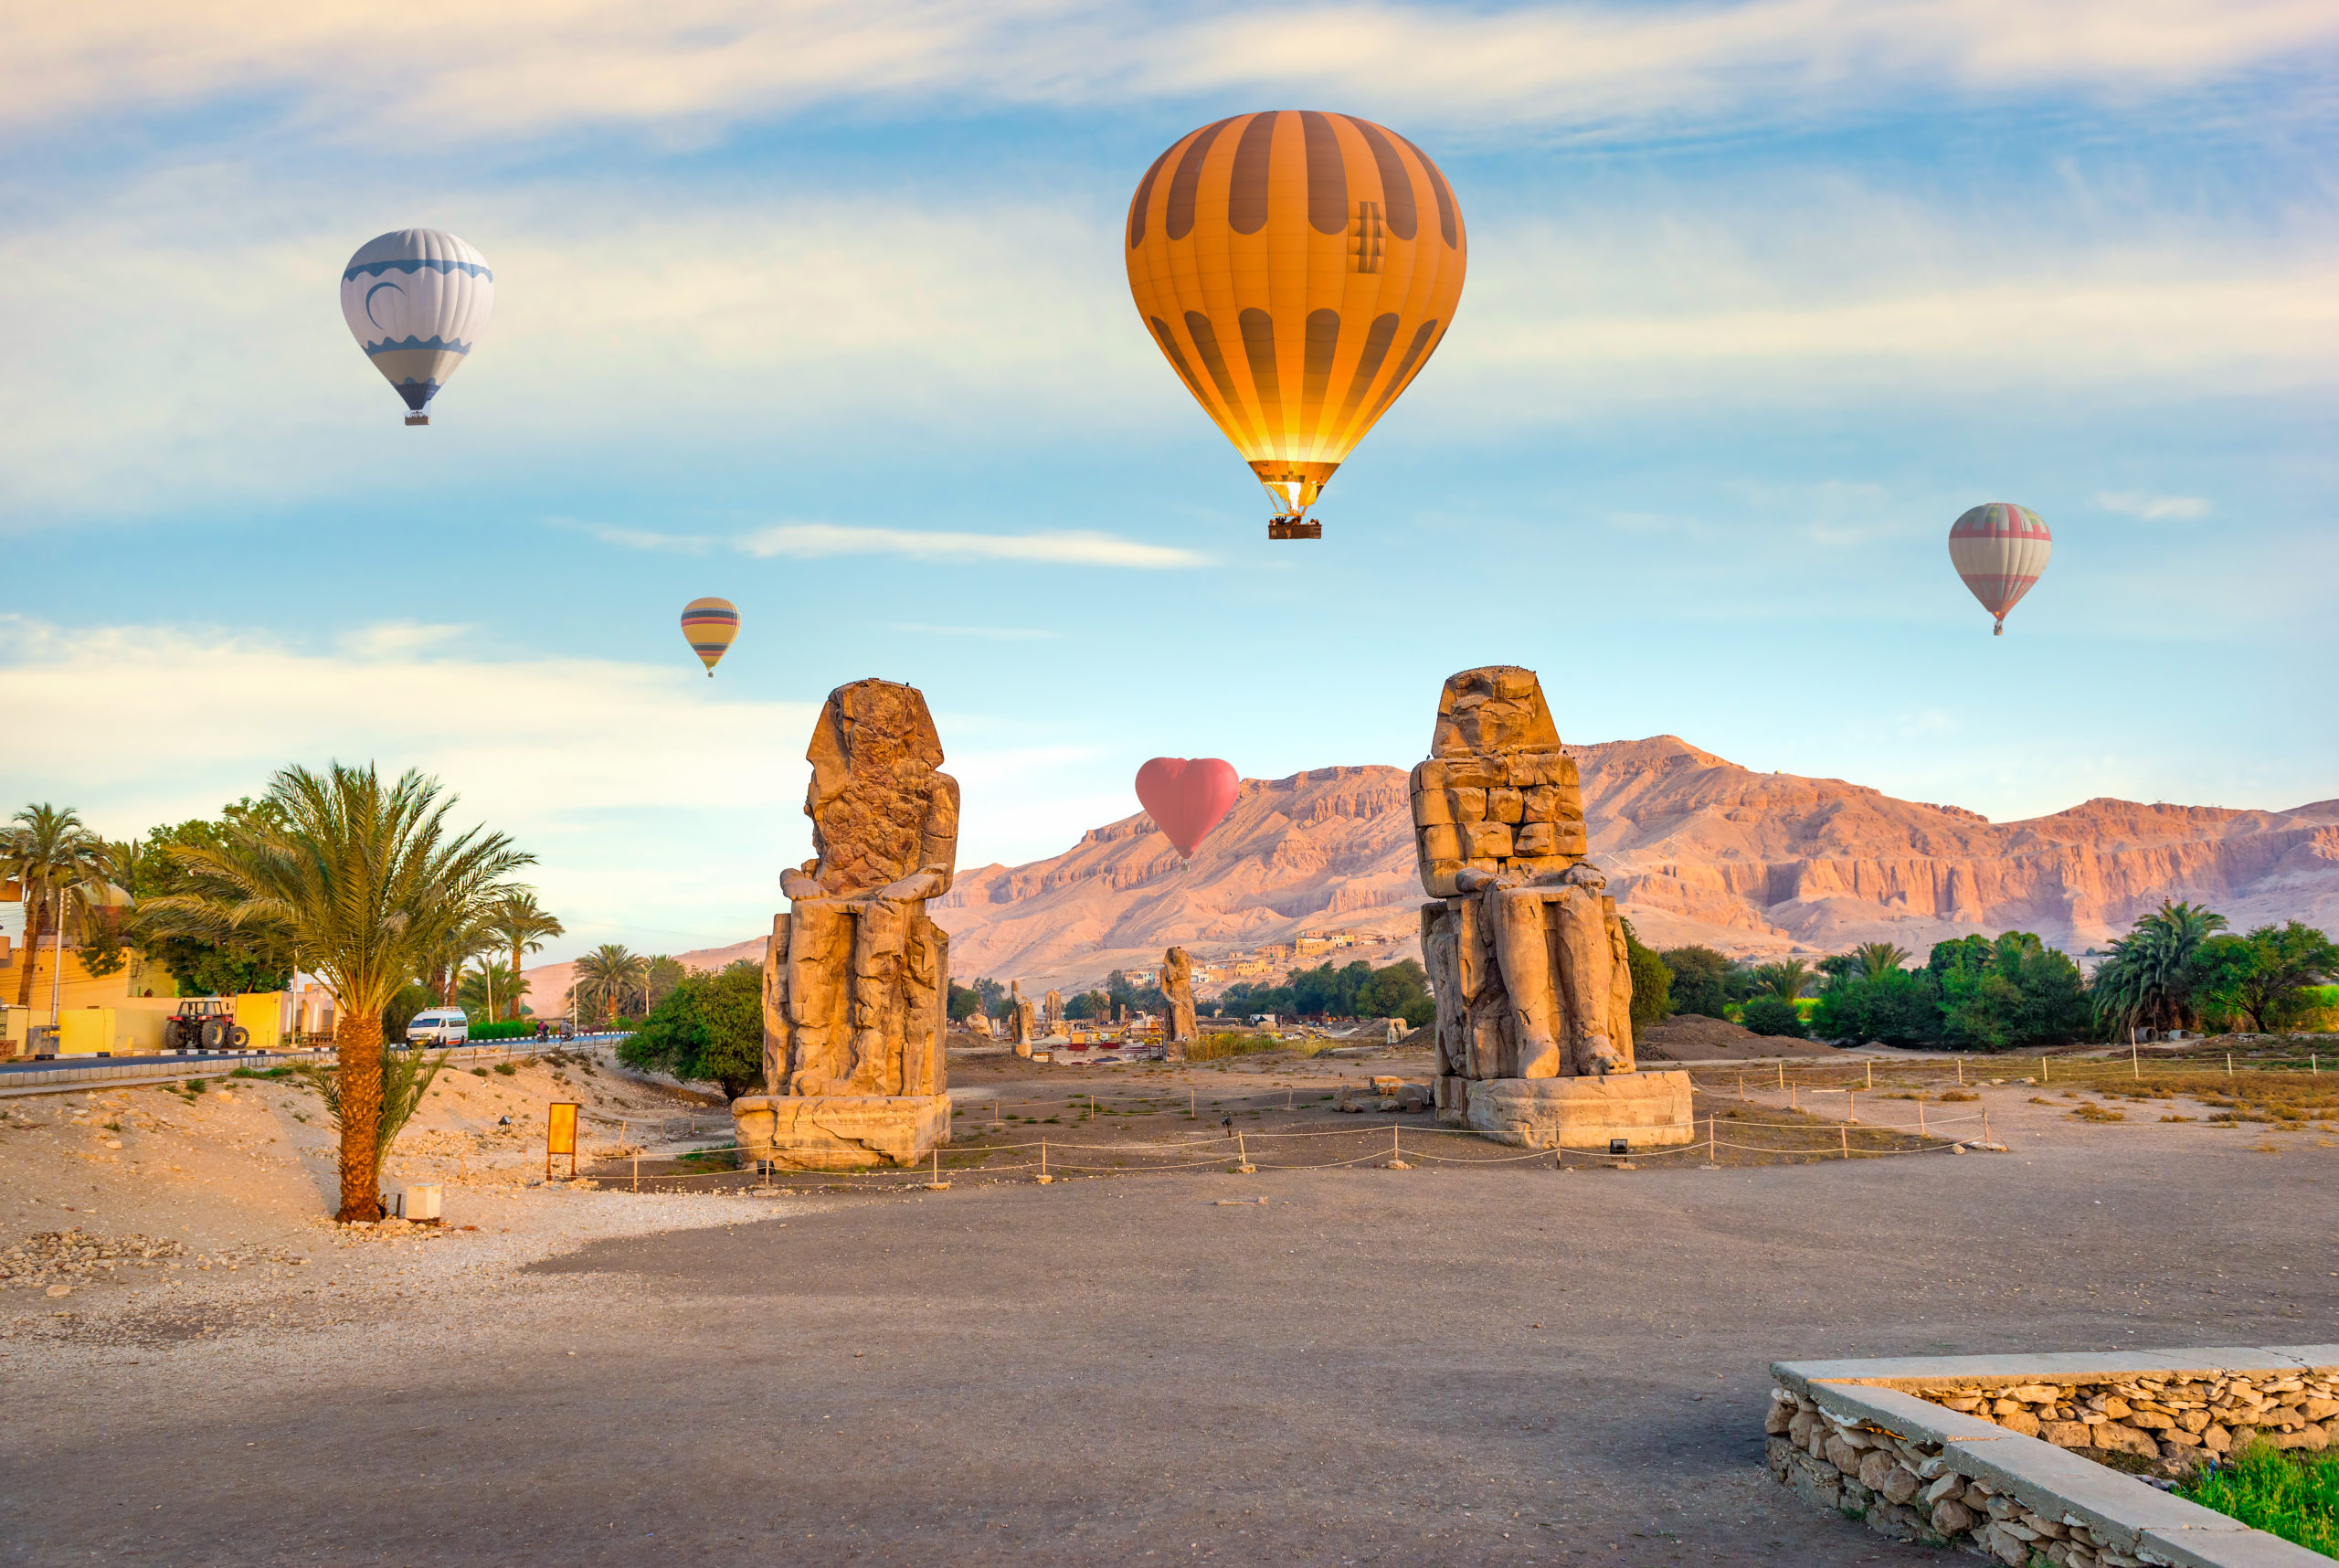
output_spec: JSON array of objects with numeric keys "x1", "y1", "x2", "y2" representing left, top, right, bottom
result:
[{"x1": 5, "y1": 0, "x2": 2334, "y2": 962}]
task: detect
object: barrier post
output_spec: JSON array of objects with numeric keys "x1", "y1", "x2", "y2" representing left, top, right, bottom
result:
[
  {"x1": 1036, "y1": 1139, "x2": 1051, "y2": 1184},
  {"x1": 2227, "y1": 1053, "x2": 2234, "y2": 1077},
  {"x1": 1957, "y1": 1058, "x2": 1964, "y2": 1086},
  {"x1": 1866, "y1": 1061, "x2": 1873, "y2": 1090},
  {"x1": 1235, "y1": 1130, "x2": 1254, "y2": 1174},
  {"x1": 2042, "y1": 1055, "x2": 2048, "y2": 1086},
  {"x1": 1984, "y1": 1111, "x2": 1993, "y2": 1144},
  {"x1": 1840, "y1": 1126, "x2": 1849, "y2": 1160},
  {"x1": 632, "y1": 1147, "x2": 640, "y2": 1192},
  {"x1": 1918, "y1": 1099, "x2": 1926, "y2": 1135},
  {"x1": 1706, "y1": 1114, "x2": 1716, "y2": 1166},
  {"x1": 2132, "y1": 1043, "x2": 2139, "y2": 1079},
  {"x1": 1847, "y1": 1090, "x2": 1857, "y2": 1125},
  {"x1": 1739, "y1": 1073, "x2": 1746, "y2": 1101},
  {"x1": 1777, "y1": 1061, "x2": 1784, "y2": 1091}
]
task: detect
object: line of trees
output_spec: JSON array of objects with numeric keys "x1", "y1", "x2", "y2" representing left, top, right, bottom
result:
[
  {"x1": 9, "y1": 771, "x2": 565, "y2": 1224},
  {"x1": 1644, "y1": 901, "x2": 2337, "y2": 1049}
]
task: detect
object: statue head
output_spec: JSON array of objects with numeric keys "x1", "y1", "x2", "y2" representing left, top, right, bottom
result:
[
  {"x1": 803, "y1": 678, "x2": 949, "y2": 895},
  {"x1": 1431, "y1": 666, "x2": 1561, "y2": 757}
]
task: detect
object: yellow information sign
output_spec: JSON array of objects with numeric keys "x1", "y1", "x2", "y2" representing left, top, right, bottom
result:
[{"x1": 547, "y1": 1101, "x2": 578, "y2": 1178}]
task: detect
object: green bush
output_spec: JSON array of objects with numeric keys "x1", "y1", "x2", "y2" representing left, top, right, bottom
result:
[
  {"x1": 468, "y1": 1020, "x2": 535, "y2": 1041},
  {"x1": 1739, "y1": 996, "x2": 1808, "y2": 1037},
  {"x1": 617, "y1": 959, "x2": 763, "y2": 1097}
]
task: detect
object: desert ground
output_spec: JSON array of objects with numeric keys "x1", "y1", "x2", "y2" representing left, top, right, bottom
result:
[{"x1": 3, "y1": 1040, "x2": 2334, "y2": 1566}]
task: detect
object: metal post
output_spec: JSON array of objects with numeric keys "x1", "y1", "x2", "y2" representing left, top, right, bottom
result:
[
  {"x1": 1707, "y1": 1114, "x2": 1716, "y2": 1165},
  {"x1": 1866, "y1": 1061, "x2": 1873, "y2": 1090},
  {"x1": 2041, "y1": 1054, "x2": 2048, "y2": 1086},
  {"x1": 1840, "y1": 1125, "x2": 1849, "y2": 1160},
  {"x1": 48, "y1": 887, "x2": 65, "y2": 1027},
  {"x1": 1957, "y1": 1058, "x2": 1964, "y2": 1086},
  {"x1": 1777, "y1": 1061, "x2": 1784, "y2": 1090}
]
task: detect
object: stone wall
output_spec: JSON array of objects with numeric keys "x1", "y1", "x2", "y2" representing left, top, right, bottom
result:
[{"x1": 1766, "y1": 1351, "x2": 2338, "y2": 1568}]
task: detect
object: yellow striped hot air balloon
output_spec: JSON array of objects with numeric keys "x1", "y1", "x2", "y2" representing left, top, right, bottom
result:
[
  {"x1": 1126, "y1": 111, "x2": 1466, "y2": 540},
  {"x1": 680, "y1": 598, "x2": 739, "y2": 676},
  {"x1": 1947, "y1": 503, "x2": 2052, "y2": 635}
]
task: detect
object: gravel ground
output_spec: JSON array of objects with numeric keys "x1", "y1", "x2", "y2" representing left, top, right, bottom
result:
[{"x1": 2, "y1": 1071, "x2": 2334, "y2": 1567}]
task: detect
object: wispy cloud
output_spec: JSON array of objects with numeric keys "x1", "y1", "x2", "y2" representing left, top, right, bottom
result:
[
  {"x1": 891, "y1": 624, "x2": 1063, "y2": 640},
  {"x1": 11, "y1": 0, "x2": 2335, "y2": 141},
  {"x1": 2092, "y1": 491, "x2": 2211, "y2": 520},
  {"x1": 547, "y1": 517, "x2": 715, "y2": 553},
  {"x1": 737, "y1": 523, "x2": 1208, "y2": 568}
]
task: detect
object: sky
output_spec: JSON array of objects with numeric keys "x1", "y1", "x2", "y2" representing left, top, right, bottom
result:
[{"x1": 4, "y1": 0, "x2": 2335, "y2": 962}]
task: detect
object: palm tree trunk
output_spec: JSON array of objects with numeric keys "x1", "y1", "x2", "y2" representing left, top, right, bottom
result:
[
  {"x1": 335, "y1": 1011, "x2": 386, "y2": 1223},
  {"x1": 15, "y1": 883, "x2": 46, "y2": 1009},
  {"x1": 512, "y1": 942, "x2": 525, "y2": 1017}
]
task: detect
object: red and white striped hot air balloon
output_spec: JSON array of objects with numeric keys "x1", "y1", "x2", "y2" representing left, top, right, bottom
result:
[{"x1": 1947, "y1": 503, "x2": 2051, "y2": 635}]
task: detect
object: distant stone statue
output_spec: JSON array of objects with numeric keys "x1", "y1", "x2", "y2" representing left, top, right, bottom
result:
[
  {"x1": 1162, "y1": 948, "x2": 1197, "y2": 1058},
  {"x1": 1009, "y1": 981, "x2": 1036, "y2": 1055},
  {"x1": 1413, "y1": 667, "x2": 1691, "y2": 1150},
  {"x1": 1042, "y1": 989, "x2": 1064, "y2": 1033},
  {"x1": 732, "y1": 678, "x2": 958, "y2": 1170}
]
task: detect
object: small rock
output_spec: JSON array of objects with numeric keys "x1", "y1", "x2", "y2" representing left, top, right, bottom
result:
[
  {"x1": 45, "y1": 1285, "x2": 70, "y2": 1298},
  {"x1": 1931, "y1": 1498, "x2": 1976, "y2": 1534}
]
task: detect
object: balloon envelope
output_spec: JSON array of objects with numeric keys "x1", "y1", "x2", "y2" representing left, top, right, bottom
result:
[
  {"x1": 1948, "y1": 503, "x2": 2052, "y2": 634},
  {"x1": 1136, "y1": 758, "x2": 1242, "y2": 860},
  {"x1": 680, "y1": 597, "x2": 739, "y2": 675},
  {"x1": 340, "y1": 228, "x2": 494, "y2": 425},
  {"x1": 1125, "y1": 111, "x2": 1466, "y2": 534}
]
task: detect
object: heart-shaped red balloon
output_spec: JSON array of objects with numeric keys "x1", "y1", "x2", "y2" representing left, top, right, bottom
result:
[{"x1": 1135, "y1": 758, "x2": 1241, "y2": 861}]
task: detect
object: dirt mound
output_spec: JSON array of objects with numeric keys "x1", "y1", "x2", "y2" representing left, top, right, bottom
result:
[{"x1": 1636, "y1": 1014, "x2": 1839, "y2": 1061}]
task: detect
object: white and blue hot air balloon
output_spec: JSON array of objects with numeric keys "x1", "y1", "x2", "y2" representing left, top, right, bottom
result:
[{"x1": 339, "y1": 229, "x2": 494, "y2": 426}]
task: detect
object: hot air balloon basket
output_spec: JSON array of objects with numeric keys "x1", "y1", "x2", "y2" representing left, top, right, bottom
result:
[
  {"x1": 404, "y1": 413, "x2": 429, "y2": 426},
  {"x1": 1267, "y1": 517, "x2": 1322, "y2": 540}
]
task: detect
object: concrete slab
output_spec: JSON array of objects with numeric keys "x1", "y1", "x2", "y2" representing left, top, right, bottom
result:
[
  {"x1": 1942, "y1": 1436, "x2": 2249, "y2": 1554},
  {"x1": 2136, "y1": 1525, "x2": 2338, "y2": 1568}
]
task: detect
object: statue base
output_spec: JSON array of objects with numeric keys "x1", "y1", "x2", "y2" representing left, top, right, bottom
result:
[
  {"x1": 1447, "y1": 1071, "x2": 1695, "y2": 1151},
  {"x1": 731, "y1": 1093, "x2": 950, "y2": 1171}
]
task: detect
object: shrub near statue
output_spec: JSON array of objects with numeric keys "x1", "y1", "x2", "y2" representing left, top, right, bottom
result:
[
  {"x1": 1412, "y1": 667, "x2": 1695, "y2": 1150},
  {"x1": 730, "y1": 679, "x2": 958, "y2": 1171}
]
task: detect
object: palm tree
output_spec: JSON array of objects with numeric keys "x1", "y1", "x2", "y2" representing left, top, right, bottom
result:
[
  {"x1": 2091, "y1": 900, "x2": 2228, "y2": 1036},
  {"x1": 571, "y1": 943, "x2": 649, "y2": 1026},
  {"x1": 5, "y1": 805, "x2": 103, "y2": 1011},
  {"x1": 1852, "y1": 942, "x2": 1910, "y2": 980},
  {"x1": 458, "y1": 959, "x2": 527, "y2": 1022},
  {"x1": 491, "y1": 890, "x2": 564, "y2": 1021},
  {"x1": 137, "y1": 764, "x2": 529, "y2": 1221},
  {"x1": 1751, "y1": 959, "x2": 1814, "y2": 1003}
]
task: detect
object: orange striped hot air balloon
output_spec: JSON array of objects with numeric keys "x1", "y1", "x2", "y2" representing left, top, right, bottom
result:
[
  {"x1": 1126, "y1": 111, "x2": 1466, "y2": 540},
  {"x1": 1947, "y1": 504, "x2": 2052, "y2": 635},
  {"x1": 680, "y1": 598, "x2": 739, "y2": 675}
]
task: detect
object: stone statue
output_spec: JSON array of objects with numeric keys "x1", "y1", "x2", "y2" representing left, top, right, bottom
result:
[
  {"x1": 1042, "y1": 989, "x2": 1064, "y2": 1033},
  {"x1": 1413, "y1": 667, "x2": 1691, "y2": 1151},
  {"x1": 1162, "y1": 948, "x2": 1197, "y2": 1057},
  {"x1": 732, "y1": 678, "x2": 958, "y2": 1170},
  {"x1": 1010, "y1": 981, "x2": 1035, "y2": 1055}
]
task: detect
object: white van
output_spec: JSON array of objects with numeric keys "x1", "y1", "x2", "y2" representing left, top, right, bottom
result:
[{"x1": 406, "y1": 1007, "x2": 470, "y2": 1045}]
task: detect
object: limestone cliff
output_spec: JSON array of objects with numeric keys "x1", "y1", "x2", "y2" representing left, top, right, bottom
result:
[{"x1": 531, "y1": 742, "x2": 2339, "y2": 1000}]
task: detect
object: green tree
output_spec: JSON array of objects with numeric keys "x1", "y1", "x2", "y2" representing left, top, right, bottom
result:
[
  {"x1": 1853, "y1": 942, "x2": 1910, "y2": 980},
  {"x1": 1618, "y1": 919, "x2": 1671, "y2": 1029},
  {"x1": 1739, "y1": 996, "x2": 1807, "y2": 1037},
  {"x1": 1062, "y1": 988, "x2": 1112, "y2": 1021},
  {"x1": 2194, "y1": 922, "x2": 2339, "y2": 1033},
  {"x1": 643, "y1": 955, "x2": 689, "y2": 1010},
  {"x1": 947, "y1": 982, "x2": 982, "y2": 1022},
  {"x1": 1751, "y1": 959, "x2": 1814, "y2": 1004},
  {"x1": 1810, "y1": 964, "x2": 1942, "y2": 1047},
  {"x1": 5, "y1": 805, "x2": 103, "y2": 1009},
  {"x1": 2090, "y1": 901, "x2": 2228, "y2": 1036},
  {"x1": 138, "y1": 764, "x2": 526, "y2": 1221},
  {"x1": 572, "y1": 944, "x2": 650, "y2": 1025},
  {"x1": 125, "y1": 802, "x2": 292, "y2": 998},
  {"x1": 619, "y1": 960, "x2": 764, "y2": 1097},
  {"x1": 489, "y1": 890, "x2": 564, "y2": 1014},
  {"x1": 457, "y1": 960, "x2": 529, "y2": 1022},
  {"x1": 1659, "y1": 946, "x2": 1735, "y2": 1018},
  {"x1": 1936, "y1": 932, "x2": 2088, "y2": 1051}
]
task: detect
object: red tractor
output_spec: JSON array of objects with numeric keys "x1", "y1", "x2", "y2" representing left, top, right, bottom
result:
[{"x1": 164, "y1": 997, "x2": 250, "y2": 1054}]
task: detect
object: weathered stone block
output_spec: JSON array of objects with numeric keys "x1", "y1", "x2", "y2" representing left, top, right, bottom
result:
[
  {"x1": 733, "y1": 1093, "x2": 949, "y2": 1171},
  {"x1": 1487, "y1": 786, "x2": 1524, "y2": 823},
  {"x1": 1514, "y1": 821, "x2": 1557, "y2": 856},
  {"x1": 1418, "y1": 823, "x2": 1463, "y2": 862},
  {"x1": 1413, "y1": 786, "x2": 1455, "y2": 825},
  {"x1": 1448, "y1": 787, "x2": 1488, "y2": 821},
  {"x1": 1463, "y1": 1073, "x2": 1694, "y2": 1150},
  {"x1": 1464, "y1": 821, "x2": 1514, "y2": 858}
]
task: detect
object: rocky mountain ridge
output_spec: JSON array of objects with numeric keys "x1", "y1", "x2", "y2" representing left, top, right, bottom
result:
[{"x1": 525, "y1": 737, "x2": 2339, "y2": 1002}]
